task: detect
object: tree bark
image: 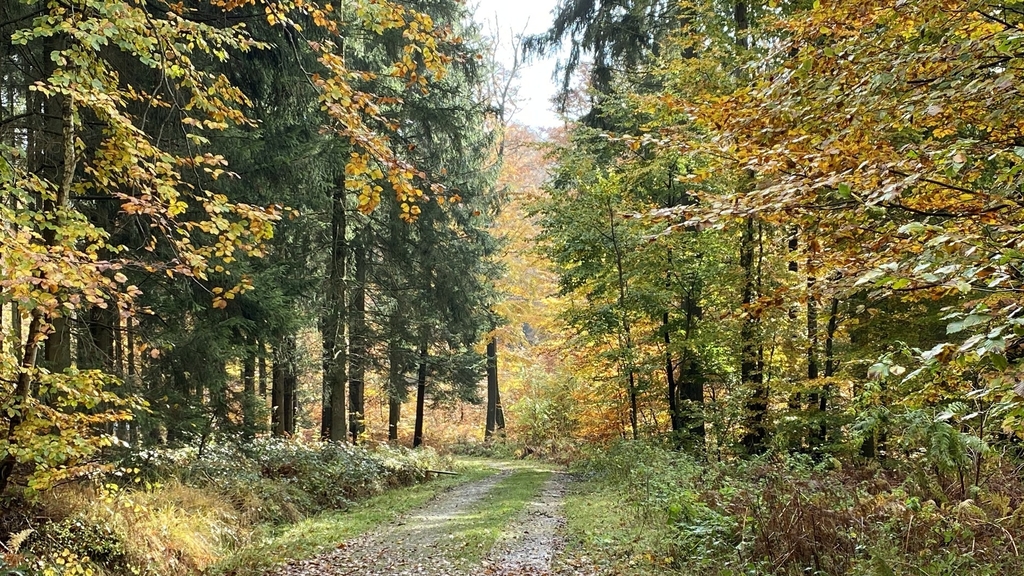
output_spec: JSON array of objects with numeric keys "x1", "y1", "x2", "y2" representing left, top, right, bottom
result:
[
  {"x1": 678, "y1": 281, "x2": 706, "y2": 448},
  {"x1": 348, "y1": 235, "x2": 367, "y2": 443},
  {"x1": 387, "y1": 335, "x2": 404, "y2": 443},
  {"x1": 607, "y1": 199, "x2": 638, "y2": 440},
  {"x1": 0, "y1": 312, "x2": 43, "y2": 494},
  {"x1": 413, "y1": 341, "x2": 428, "y2": 448},
  {"x1": 739, "y1": 215, "x2": 768, "y2": 454},
  {"x1": 485, "y1": 336, "x2": 505, "y2": 438},
  {"x1": 321, "y1": 174, "x2": 347, "y2": 441},
  {"x1": 242, "y1": 342, "x2": 257, "y2": 434}
]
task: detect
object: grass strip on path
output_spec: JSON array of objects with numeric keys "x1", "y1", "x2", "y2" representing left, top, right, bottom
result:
[
  {"x1": 440, "y1": 462, "x2": 555, "y2": 566},
  {"x1": 212, "y1": 460, "x2": 497, "y2": 575}
]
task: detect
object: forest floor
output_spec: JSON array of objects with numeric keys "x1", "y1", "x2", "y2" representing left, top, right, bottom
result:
[{"x1": 264, "y1": 462, "x2": 597, "y2": 576}]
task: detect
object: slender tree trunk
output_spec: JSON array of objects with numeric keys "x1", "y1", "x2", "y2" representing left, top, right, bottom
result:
[
  {"x1": 348, "y1": 236, "x2": 367, "y2": 443},
  {"x1": 485, "y1": 336, "x2": 498, "y2": 438},
  {"x1": 258, "y1": 338, "x2": 267, "y2": 397},
  {"x1": 413, "y1": 341, "x2": 428, "y2": 448},
  {"x1": 0, "y1": 312, "x2": 43, "y2": 494},
  {"x1": 806, "y1": 252, "x2": 823, "y2": 445},
  {"x1": 321, "y1": 174, "x2": 347, "y2": 441},
  {"x1": 678, "y1": 283, "x2": 706, "y2": 448},
  {"x1": 664, "y1": 310, "x2": 680, "y2": 434},
  {"x1": 242, "y1": 342, "x2": 257, "y2": 434},
  {"x1": 41, "y1": 70, "x2": 73, "y2": 374},
  {"x1": 272, "y1": 343, "x2": 286, "y2": 436},
  {"x1": 607, "y1": 199, "x2": 638, "y2": 440},
  {"x1": 821, "y1": 296, "x2": 840, "y2": 441},
  {"x1": 740, "y1": 215, "x2": 768, "y2": 454},
  {"x1": 387, "y1": 334, "x2": 404, "y2": 443},
  {"x1": 125, "y1": 316, "x2": 139, "y2": 445}
]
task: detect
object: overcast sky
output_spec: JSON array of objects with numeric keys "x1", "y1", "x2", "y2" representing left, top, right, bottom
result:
[{"x1": 472, "y1": 0, "x2": 564, "y2": 130}]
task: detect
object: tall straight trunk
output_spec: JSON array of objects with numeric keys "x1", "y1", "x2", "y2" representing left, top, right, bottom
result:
[
  {"x1": 258, "y1": 338, "x2": 268, "y2": 397},
  {"x1": 821, "y1": 296, "x2": 840, "y2": 441},
  {"x1": 387, "y1": 336, "x2": 403, "y2": 443},
  {"x1": 282, "y1": 336, "x2": 297, "y2": 435},
  {"x1": 607, "y1": 199, "x2": 638, "y2": 440},
  {"x1": 0, "y1": 312, "x2": 43, "y2": 494},
  {"x1": 348, "y1": 235, "x2": 367, "y2": 443},
  {"x1": 664, "y1": 310, "x2": 680, "y2": 434},
  {"x1": 40, "y1": 49, "x2": 72, "y2": 374},
  {"x1": 271, "y1": 341, "x2": 287, "y2": 436},
  {"x1": 321, "y1": 175, "x2": 347, "y2": 441},
  {"x1": 10, "y1": 302, "x2": 21, "y2": 361},
  {"x1": 739, "y1": 216, "x2": 768, "y2": 454},
  {"x1": 495, "y1": 364, "x2": 505, "y2": 432},
  {"x1": 806, "y1": 254, "x2": 823, "y2": 444},
  {"x1": 126, "y1": 317, "x2": 140, "y2": 445},
  {"x1": 485, "y1": 336, "x2": 505, "y2": 438},
  {"x1": 79, "y1": 305, "x2": 115, "y2": 370},
  {"x1": 678, "y1": 284, "x2": 706, "y2": 447},
  {"x1": 413, "y1": 341, "x2": 428, "y2": 448},
  {"x1": 242, "y1": 342, "x2": 257, "y2": 433}
]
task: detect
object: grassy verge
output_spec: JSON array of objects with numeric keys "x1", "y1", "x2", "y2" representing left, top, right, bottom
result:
[
  {"x1": 441, "y1": 462, "x2": 555, "y2": 566},
  {"x1": 212, "y1": 460, "x2": 498, "y2": 575},
  {"x1": 561, "y1": 479, "x2": 670, "y2": 576}
]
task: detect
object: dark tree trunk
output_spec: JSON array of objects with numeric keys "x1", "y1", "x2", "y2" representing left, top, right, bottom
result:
[
  {"x1": 348, "y1": 236, "x2": 367, "y2": 443},
  {"x1": 821, "y1": 296, "x2": 840, "y2": 442},
  {"x1": 387, "y1": 336, "x2": 404, "y2": 443},
  {"x1": 413, "y1": 341, "x2": 428, "y2": 448},
  {"x1": 258, "y1": 338, "x2": 268, "y2": 397},
  {"x1": 272, "y1": 337, "x2": 296, "y2": 437},
  {"x1": 485, "y1": 336, "x2": 505, "y2": 438},
  {"x1": 242, "y1": 343, "x2": 257, "y2": 434},
  {"x1": 606, "y1": 199, "x2": 638, "y2": 440},
  {"x1": 0, "y1": 312, "x2": 43, "y2": 495},
  {"x1": 807, "y1": 253, "x2": 823, "y2": 445},
  {"x1": 678, "y1": 285, "x2": 706, "y2": 448},
  {"x1": 664, "y1": 310, "x2": 680, "y2": 434},
  {"x1": 321, "y1": 174, "x2": 347, "y2": 441},
  {"x1": 740, "y1": 216, "x2": 768, "y2": 454}
]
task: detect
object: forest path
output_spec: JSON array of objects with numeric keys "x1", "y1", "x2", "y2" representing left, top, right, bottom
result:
[{"x1": 266, "y1": 463, "x2": 572, "y2": 576}]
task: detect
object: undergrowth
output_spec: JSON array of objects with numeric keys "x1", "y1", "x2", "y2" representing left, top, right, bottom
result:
[
  {"x1": 563, "y1": 441, "x2": 1024, "y2": 576},
  {"x1": 0, "y1": 438, "x2": 452, "y2": 576}
]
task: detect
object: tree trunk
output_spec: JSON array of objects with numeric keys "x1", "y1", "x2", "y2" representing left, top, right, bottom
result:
[
  {"x1": 740, "y1": 215, "x2": 768, "y2": 454},
  {"x1": 0, "y1": 312, "x2": 43, "y2": 495},
  {"x1": 348, "y1": 235, "x2": 367, "y2": 443},
  {"x1": 321, "y1": 174, "x2": 347, "y2": 441},
  {"x1": 282, "y1": 336, "x2": 297, "y2": 435},
  {"x1": 664, "y1": 310, "x2": 680, "y2": 435},
  {"x1": 607, "y1": 199, "x2": 638, "y2": 440},
  {"x1": 413, "y1": 341, "x2": 428, "y2": 448},
  {"x1": 258, "y1": 338, "x2": 268, "y2": 397},
  {"x1": 678, "y1": 283, "x2": 706, "y2": 448},
  {"x1": 242, "y1": 343, "x2": 257, "y2": 434},
  {"x1": 806, "y1": 253, "x2": 823, "y2": 445},
  {"x1": 821, "y1": 296, "x2": 840, "y2": 442},
  {"x1": 485, "y1": 336, "x2": 505, "y2": 438},
  {"x1": 271, "y1": 341, "x2": 287, "y2": 437},
  {"x1": 40, "y1": 56, "x2": 73, "y2": 374},
  {"x1": 387, "y1": 335, "x2": 404, "y2": 443}
]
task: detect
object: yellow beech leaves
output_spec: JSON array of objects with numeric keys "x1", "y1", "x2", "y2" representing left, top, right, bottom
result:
[{"x1": 638, "y1": 0, "x2": 1024, "y2": 428}]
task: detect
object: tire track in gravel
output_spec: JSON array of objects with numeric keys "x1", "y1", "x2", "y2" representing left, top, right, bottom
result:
[
  {"x1": 267, "y1": 469, "x2": 511, "y2": 576},
  {"x1": 480, "y1": 472, "x2": 568, "y2": 576}
]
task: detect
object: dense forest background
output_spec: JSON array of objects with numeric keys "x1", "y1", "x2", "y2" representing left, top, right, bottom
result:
[{"x1": 5, "y1": 0, "x2": 1024, "y2": 574}]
